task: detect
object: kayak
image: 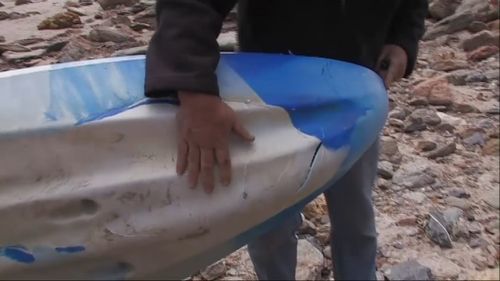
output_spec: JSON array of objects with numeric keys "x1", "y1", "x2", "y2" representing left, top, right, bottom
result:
[{"x1": 0, "y1": 53, "x2": 388, "y2": 279}]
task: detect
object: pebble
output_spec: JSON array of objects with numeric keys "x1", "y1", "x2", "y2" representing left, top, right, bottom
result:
[
  {"x1": 79, "y1": 0, "x2": 93, "y2": 6},
  {"x1": 393, "y1": 162, "x2": 436, "y2": 190},
  {"x1": 469, "y1": 237, "x2": 488, "y2": 249},
  {"x1": 380, "y1": 137, "x2": 402, "y2": 164},
  {"x1": 0, "y1": 36, "x2": 5, "y2": 43},
  {"x1": 322, "y1": 246, "x2": 332, "y2": 259},
  {"x1": 468, "y1": 21, "x2": 488, "y2": 33},
  {"x1": 448, "y1": 188, "x2": 470, "y2": 199},
  {"x1": 410, "y1": 108, "x2": 442, "y2": 126},
  {"x1": 296, "y1": 239, "x2": 324, "y2": 281},
  {"x1": 446, "y1": 196, "x2": 472, "y2": 210},
  {"x1": 463, "y1": 132, "x2": 486, "y2": 146},
  {"x1": 417, "y1": 141, "x2": 438, "y2": 152},
  {"x1": 389, "y1": 107, "x2": 408, "y2": 120},
  {"x1": 200, "y1": 261, "x2": 226, "y2": 281},
  {"x1": 462, "y1": 30, "x2": 498, "y2": 52},
  {"x1": 88, "y1": 26, "x2": 133, "y2": 43},
  {"x1": 2, "y1": 49, "x2": 45, "y2": 62},
  {"x1": 378, "y1": 161, "x2": 394, "y2": 179},
  {"x1": 427, "y1": 143, "x2": 456, "y2": 159},
  {"x1": 15, "y1": 0, "x2": 32, "y2": 5},
  {"x1": 482, "y1": 187, "x2": 500, "y2": 209},
  {"x1": 426, "y1": 208, "x2": 463, "y2": 248},
  {"x1": 384, "y1": 260, "x2": 433, "y2": 281},
  {"x1": 403, "y1": 119, "x2": 427, "y2": 133},
  {"x1": 0, "y1": 43, "x2": 31, "y2": 53},
  {"x1": 468, "y1": 222, "x2": 483, "y2": 235},
  {"x1": 403, "y1": 191, "x2": 427, "y2": 204},
  {"x1": 38, "y1": 12, "x2": 82, "y2": 30}
]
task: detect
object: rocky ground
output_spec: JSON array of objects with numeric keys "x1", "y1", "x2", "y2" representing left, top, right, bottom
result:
[{"x1": 1, "y1": 0, "x2": 499, "y2": 280}]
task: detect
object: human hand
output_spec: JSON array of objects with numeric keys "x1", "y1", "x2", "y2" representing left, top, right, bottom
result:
[{"x1": 376, "y1": 44, "x2": 408, "y2": 88}]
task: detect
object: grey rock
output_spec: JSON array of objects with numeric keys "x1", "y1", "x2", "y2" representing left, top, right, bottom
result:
[
  {"x1": 484, "y1": 69, "x2": 500, "y2": 80},
  {"x1": 112, "y1": 45, "x2": 147, "y2": 56},
  {"x1": 79, "y1": 0, "x2": 93, "y2": 6},
  {"x1": 452, "y1": 103, "x2": 479, "y2": 113},
  {"x1": 462, "y1": 132, "x2": 486, "y2": 146},
  {"x1": 46, "y1": 41, "x2": 69, "y2": 53},
  {"x1": 0, "y1": 43, "x2": 31, "y2": 53},
  {"x1": 468, "y1": 21, "x2": 488, "y2": 33},
  {"x1": 446, "y1": 69, "x2": 474, "y2": 86},
  {"x1": 389, "y1": 118, "x2": 405, "y2": 128},
  {"x1": 403, "y1": 191, "x2": 427, "y2": 204},
  {"x1": 97, "y1": 0, "x2": 138, "y2": 9},
  {"x1": 58, "y1": 40, "x2": 90, "y2": 63},
  {"x1": 0, "y1": 36, "x2": 5, "y2": 43},
  {"x1": 482, "y1": 187, "x2": 500, "y2": 209},
  {"x1": 431, "y1": 59, "x2": 468, "y2": 72},
  {"x1": 469, "y1": 237, "x2": 488, "y2": 249},
  {"x1": 456, "y1": 0, "x2": 491, "y2": 15},
  {"x1": 417, "y1": 141, "x2": 438, "y2": 152},
  {"x1": 323, "y1": 245, "x2": 332, "y2": 259},
  {"x1": 445, "y1": 197, "x2": 473, "y2": 210},
  {"x1": 449, "y1": 188, "x2": 470, "y2": 199},
  {"x1": 393, "y1": 168, "x2": 436, "y2": 190},
  {"x1": 296, "y1": 239, "x2": 324, "y2": 281},
  {"x1": 468, "y1": 222, "x2": 483, "y2": 234},
  {"x1": 380, "y1": 137, "x2": 402, "y2": 164},
  {"x1": 428, "y1": 0, "x2": 461, "y2": 20},
  {"x1": 2, "y1": 49, "x2": 44, "y2": 62},
  {"x1": 462, "y1": 30, "x2": 498, "y2": 52},
  {"x1": 403, "y1": 119, "x2": 427, "y2": 133},
  {"x1": 426, "y1": 208, "x2": 463, "y2": 248},
  {"x1": 385, "y1": 260, "x2": 433, "y2": 281},
  {"x1": 410, "y1": 108, "x2": 442, "y2": 126},
  {"x1": 378, "y1": 161, "x2": 394, "y2": 179},
  {"x1": 15, "y1": 0, "x2": 32, "y2": 5},
  {"x1": 424, "y1": 11, "x2": 474, "y2": 41},
  {"x1": 465, "y1": 73, "x2": 488, "y2": 83},
  {"x1": 88, "y1": 26, "x2": 132, "y2": 43},
  {"x1": 427, "y1": 143, "x2": 456, "y2": 159},
  {"x1": 389, "y1": 107, "x2": 408, "y2": 120},
  {"x1": 0, "y1": 11, "x2": 8, "y2": 21},
  {"x1": 200, "y1": 260, "x2": 226, "y2": 281},
  {"x1": 16, "y1": 37, "x2": 44, "y2": 46}
]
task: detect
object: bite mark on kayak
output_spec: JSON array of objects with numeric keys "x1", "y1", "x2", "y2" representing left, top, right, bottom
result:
[{"x1": 296, "y1": 143, "x2": 323, "y2": 192}]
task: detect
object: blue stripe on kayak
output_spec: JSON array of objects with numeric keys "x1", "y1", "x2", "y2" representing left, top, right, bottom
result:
[{"x1": 221, "y1": 53, "x2": 388, "y2": 165}]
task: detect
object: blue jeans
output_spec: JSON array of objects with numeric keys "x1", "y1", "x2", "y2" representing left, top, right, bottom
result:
[{"x1": 248, "y1": 141, "x2": 379, "y2": 280}]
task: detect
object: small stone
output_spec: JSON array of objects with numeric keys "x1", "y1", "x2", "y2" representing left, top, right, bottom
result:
[
  {"x1": 482, "y1": 186, "x2": 500, "y2": 209},
  {"x1": 453, "y1": 102, "x2": 479, "y2": 113},
  {"x1": 393, "y1": 171, "x2": 435, "y2": 190},
  {"x1": 200, "y1": 261, "x2": 226, "y2": 281},
  {"x1": 484, "y1": 69, "x2": 500, "y2": 80},
  {"x1": 462, "y1": 30, "x2": 499, "y2": 52},
  {"x1": 8, "y1": 12, "x2": 31, "y2": 20},
  {"x1": 417, "y1": 141, "x2": 438, "y2": 152},
  {"x1": 0, "y1": 1, "x2": 4, "y2": 7},
  {"x1": 112, "y1": 45, "x2": 147, "y2": 56},
  {"x1": 436, "y1": 112, "x2": 466, "y2": 127},
  {"x1": 418, "y1": 254, "x2": 461, "y2": 280},
  {"x1": 445, "y1": 69, "x2": 473, "y2": 86},
  {"x1": 403, "y1": 191, "x2": 427, "y2": 204},
  {"x1": 397, "y1": 217, "x2": 418, "y2": 227},
  {"x1": 428, "y1": 84, "x2": 453, "y2": 106},
  {"x1": 482, "y1": 139, "x2": 500, "y2": 156},
  {"x1": 469, "y1": 222, "x2": 483, "y2": 234},
  {"x1": 404, "y1": 119, "x2": 427, "y2": 133},
  {"x1": 88, "y1": 26, "x2": 133, "y2": 43},
  {"x1": 46, "y1": 41, "x2": 69, "y2": 53},
  {"x1": 2, "y1": 49, "x2": 45, "y2": 62},
  {"x1": 130, "y1": 22, "x2": 150, "y2": 31},
  {"x1": 384, "y1": 260, "x2": 433, "y2": 281},
  {"x1": 467, "y1": 45, "x2": 499, "y2": 61},
  {"x1": 426, "y1": 208, "x2": 463, "y2": 248},
  {"x1": 445, "y1": 196, "x2": 473, "y2": 210},
  {"x1": 431, "y1": 59, "x2": 468, "y2": 72},
  {"x1": 465, "y1": 73, "x2": 488, "y2": 83},
  {"x1": 469, "y1": 237, "x2": 488, "y2": 249},
  {"x1": 380, "y1": 137, "x2": 402, "y2": 164},
  {"x1": 66, "y1": 7, "x2": 86, "y2": 16},
  {"x1": 296, "y1": 239, "x2": 324, "y2": 281},
  {"x1": 389, "y1": 108, "x2": 408, "y2": 120},
  {"x1": 0, "y1": 36, "x2": 4, "y2": 43},
  {"x1": 468, "y1": 21, "x2": 489, "y2": 33},
  {"x1": 97, "y1": 0, "x2": 138, "y2": 10},
  {"x1": 79, "y1": 0, "x2": 92, "y2": 6},
  {"x1": 0, "y1": 44, "x2": 31, "y2": 53},
  {"x1": 38, "y1": 12, "x2": 82, "y2": 30},
  {"x1": 410, "y1": 108, "x2": 442, "y2": 126},
  {"x1": 449, "y1": 188, "x2": 470, "y2": 199},
  {"x1": 15, "y1": 37, "x2": 44, "y2": 46},
  {"x1": 409, "y1": 97, "x2": 429, "y2": 106},
  {"x1": 378, "y1": 161, "x2": 394, "y2": 179},
  {"x1": 427, "y1": 143, "x2": 456, "y2": 159},
  {"x1": 389, "y1": 118, "x2": 405, "y2": 128},
  {"x1": 0, "y1": 11, "x2": 8, "y2": 21},
  {"x1": 323, "y1": 246, "x2": 332, "y2": 259},
  {"x1": 15, "y1": 0, "x2": 32, "y2": 5},
  {"x1": 424, "y1": 11, "x2": 474, "y2": 41},
  {"x1": 463, "y1": 132, "x2": 486, "y2": 146},
  {"x1": 299, "y1": 218, "x2": 317, "y2": 236},
  {"x1": 65, "y1": 1, "x2": 81, "y2": 7},
  {"x1": 377, "y1": 178, "x2": 391, "y2": 190},
  {"x1": 58, "y1": 38, "x2": 92, "y2": 63}
]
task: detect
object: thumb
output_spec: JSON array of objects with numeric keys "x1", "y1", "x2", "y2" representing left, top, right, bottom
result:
[{"x1": 233, "y1": 119, "x2": 255, "y2": 142}]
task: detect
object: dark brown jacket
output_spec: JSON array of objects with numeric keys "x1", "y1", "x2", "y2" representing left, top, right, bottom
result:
[{"x1": 145, "y1": 0, "x2": 428, "y2": 98}]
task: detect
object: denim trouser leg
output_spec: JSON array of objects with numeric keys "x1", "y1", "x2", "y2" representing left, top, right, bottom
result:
[{"x1": 248, "y1": 140, "x2": 379, "y2": 280}]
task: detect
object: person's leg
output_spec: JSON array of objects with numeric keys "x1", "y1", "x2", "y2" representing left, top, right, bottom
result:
[
  {"x1": 247, "y1": 212, "x2": 302, "y2": 280},
  {"x1": 324, "y1": 140, "x2": 379, "y2": 280}
]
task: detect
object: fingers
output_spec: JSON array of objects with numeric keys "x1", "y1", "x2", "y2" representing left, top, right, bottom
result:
[
  {"x1": 216, "y1": 148, "x2": 231, "y2": 186},
  {"x1": 200, "y1": 148, "x2": 215, "y2": 193},
  {"x1": 176, "y1": 139, "x2": 188, "y2": 175},
  {"x1": 187, "y1": 144, "x2": 200, "y2": 189},
  {"x1": 233, "y1": 119, "x2": 255, "y2": 142}
]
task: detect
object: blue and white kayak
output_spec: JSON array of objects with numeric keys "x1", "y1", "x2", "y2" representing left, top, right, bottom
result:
[{"x1": 0, "y1": 53, "x2": 388, "y2": 280}]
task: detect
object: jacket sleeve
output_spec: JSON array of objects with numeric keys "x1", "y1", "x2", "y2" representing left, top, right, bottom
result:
[
  {"x1": 144, "y1": 0, "x2": 237, "y2": 98},
  {"x1": 386, "y1": 0, "x2": 428, "y2": 77}
]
